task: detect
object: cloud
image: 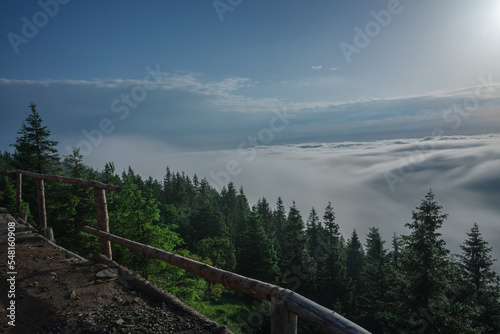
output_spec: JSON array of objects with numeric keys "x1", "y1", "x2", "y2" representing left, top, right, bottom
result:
[
  {"x1": 83, "y1": 133, "x2": 500, "y2": 266},
  {"x1": 1, "y1": 73, "x2": 500, "y2": 154},
  {"x1": 311, "y1": 66, "x2": 322, "y2": 70},
  {"x1": 331, "y1": 67, "x2": 340, "y2": 71}
]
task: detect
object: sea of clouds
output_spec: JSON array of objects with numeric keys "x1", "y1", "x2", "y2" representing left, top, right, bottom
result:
[{"x1": 83, "y1": 133, "x2": 500, "y2": 264}]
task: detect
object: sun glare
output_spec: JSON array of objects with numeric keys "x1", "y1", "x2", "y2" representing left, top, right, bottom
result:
[{"x1": 492, "y1": 1, "x2": 500, "y2": 20}]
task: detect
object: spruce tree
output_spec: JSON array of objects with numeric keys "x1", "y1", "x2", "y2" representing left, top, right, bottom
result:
[
  {"x1": 237, "y1": 212, "x2": 280, "y2": 283},
  {"x1": 323, "y1": 202, "x2": 338, "y2": 240},
  {"x1": 398, "y1": 190, "x2": 453, "y2": 333},
  {"x1": 361, "y1": 227, "x2": 388, "y2": 332},
  {"x1": 305, "y1": 207, "x2": 320, "y2": 256},
  {"x1": 12, "y1": 102, "x2": 60, "y2": 223},
  {"x1": 459, "y1": 223, "x2": 500, "y2": 333},
  {"x1": 313, "y1": 202, "x2": 347, "y2": 312},
  {"x1": 345, "y1": 229, "x2": 365, "y2": 320},
  {"x1": 280, "y1": 202, "x2": 307, "y2": 271},
  {"x1": 273, "y1": 197, "x2": 287, "y2": 260},
  {"x1": 12, "y1": 102, "x2": 59, "y2": 174}
]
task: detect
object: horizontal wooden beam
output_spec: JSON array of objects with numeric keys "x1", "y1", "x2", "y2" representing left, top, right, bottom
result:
[
  {"x1": 83, "y1": 226, "x2": 283, "y2": 300},
  {"x1": 280, "y1": 290, "x2": 371, "y2": 334},
  {"x1": 0, "y1": 170, "x2": 120, "y2": 192},
  {"x1": 82, "y1": 226, "x2": 371, "y2": 334}
]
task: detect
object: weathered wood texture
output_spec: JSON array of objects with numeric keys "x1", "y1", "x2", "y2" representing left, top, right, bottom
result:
[
  {"x1": 36, "y1": 178, "x2": 47, "y2": 229},
  {"x1": 0, "y1": 170, "x2": 121, "y2": 192},
  {"x1": 93, "y1": 188, "x2": 112, "y2": 260},
  {"x1": 82, "y1": 226, "x2": 371, "y2": 334},
  {"x1": 16, "y1": 172, "x2": 22, "y2": 213},
  {"x1": 83, "y1": 226, "x2": 284, "y2": 300},
  {"x1": 280, "y1": 290, "x2": 370, "y2": 334},
  {"x1": 271, "y1": 296, "x2": 298, "y2": 334}
]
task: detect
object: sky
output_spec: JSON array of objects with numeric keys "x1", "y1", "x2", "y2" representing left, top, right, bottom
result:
[{"x1": 0, "y1": 1, "x2": 499, "y2": 260}]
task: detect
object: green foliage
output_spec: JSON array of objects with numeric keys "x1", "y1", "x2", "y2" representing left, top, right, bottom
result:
[
  {"x1": 10, "y1": 103, "x2": 61, "y2": 224},
  {"x1": 280, "y1": 202, "x2": 307, "y2": 272},
  {"x1": 196, "y1": 237, "x2": 236, "y2": 271},
  {"x1": 459, "y1": 223, "x2": 500, "y2": 333},
  {"x1": 237, "y1": 212, "x2": 280, "y2": 283},
  {"x1": 3, "y1": 114, "x2": 500, "y2": 334},
  {"x1": 12, "y1": 102, "x2": 60, "y2": 174}
]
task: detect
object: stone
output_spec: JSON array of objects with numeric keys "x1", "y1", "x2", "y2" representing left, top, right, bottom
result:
[
  {"x1": 65, "y1": 290, "x2": 77, "y2": 299},
  {"x1": 96, "y1": 268, "x2": 119, "y2": 279}
]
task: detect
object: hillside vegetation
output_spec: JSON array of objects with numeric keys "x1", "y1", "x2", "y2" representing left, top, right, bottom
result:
[{"x1": 1, "y1": 104, "x2": 499, "y2": 333}]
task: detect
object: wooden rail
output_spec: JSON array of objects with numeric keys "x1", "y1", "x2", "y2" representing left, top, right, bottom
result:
[
  {"x1": 0, "y1": 169, "x2": 120, "y2": 258},
  {"x1": 83, "y1": 226, "x2": 370, "y2": 334},
  {"x1": 0, "y1": 169, "x2": 370, "y2": 334}
]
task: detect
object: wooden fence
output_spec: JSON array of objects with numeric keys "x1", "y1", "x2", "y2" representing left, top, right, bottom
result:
[
  {"x1": 0, "y1": 169, "x2": 370, "y2": 334},
  {"x1": 0, "y1": 169, "x2": 120, "y2": 258}
]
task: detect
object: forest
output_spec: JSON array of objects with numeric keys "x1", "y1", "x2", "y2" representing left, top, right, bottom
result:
[{"x1": 1, "y1": 103, "x2": 499, "y2": 334}]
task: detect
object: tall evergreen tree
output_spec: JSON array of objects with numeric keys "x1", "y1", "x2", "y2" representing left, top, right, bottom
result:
[
  {"x1": 12, "y1": 102, "x2": 60, "y2": 174},
  {"x1": 312, "y1": 203, "x2": 347, "y2": 313},
  {"x1": 273, "y1": 197, "x2": 287, "y2": 260},
  {"x1": 397, "y1": 190, "x2": 453, "y2": 333},
  {"x1": 256, "y1": 197, "x2": 277, "y2": 244},
  {"x1": 305, "y1": 207, "x2": 320, "y2": 257},
  {"x1": 361, "y1": 227, "x2": 389, "y2": 333},
  {"x1": 237, "y1": 212, "x2": 280, "y2": 283},
  {"x1": 280, "y1": 202, "x2": 307, "y2": 272},
  {"x1": 459, "y1": 223, "x2": 500, "y2": 333},
  {"x1": 345, "y1": 229, "x2": 365, "y2": 320},
  {"x1": 323, "y1": 202, "x2": 338, "y2": 241},
  {"x1": 12, "y1": 102, "x2": 60, "y2": 224}
]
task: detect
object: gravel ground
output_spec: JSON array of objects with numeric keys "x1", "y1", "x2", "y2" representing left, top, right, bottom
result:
[{"x1": 0, "y1": 213, "x2": 232, "y2": 334}]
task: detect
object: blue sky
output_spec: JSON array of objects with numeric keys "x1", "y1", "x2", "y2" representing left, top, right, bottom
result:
[
  {"x1": 1, "y1": 1, "x2": 500, "y2": 256},
  {"x1": 1, "y1": 0, "x2": 499, "y2": 154}
]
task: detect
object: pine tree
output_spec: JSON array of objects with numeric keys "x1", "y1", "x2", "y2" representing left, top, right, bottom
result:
[
  {"x1": 312, "y1": 202, "x2": 347, "y2": 312},
  {"x1": 256, "y1": 197, "x2": 277, "y2": 244},
  {"x1": 273, "y1": 197, "x2": 287, "y2": 260},
  {"x1": 237, "y1": 212, "x2": 280, "y2": 283},
  {"x1": 397, "y1": 190, "x2": 453, "y2": 333},
  {"x1": 323, "y1": 202, "x2": 338, "y2": 241},
  {"x1": 361, "y1": 227, "x2": 388, "y2": 332},
  {"x1": 12, "y1": 102, "x2": 60, "y2": 224},
  {"x1": 345, "y1": 229, "x2": 365, "y2": 320},
  {"x1": 12, "y1": 102, "x2": 59, "y2": 174},
  {"x1": 305, "y1": 207, "x2": 320, "y2": 256},
  {"x1": 280, "y1": 202, "x2": 307, "y2": 271},
  {"x1": 459, "y1": 223, "x2": 500, "y2": 333}
]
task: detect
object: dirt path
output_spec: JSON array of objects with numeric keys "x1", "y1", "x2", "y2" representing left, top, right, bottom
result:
[{"x1": 0, "y1": 211, "x2": 232, "y2": 334}]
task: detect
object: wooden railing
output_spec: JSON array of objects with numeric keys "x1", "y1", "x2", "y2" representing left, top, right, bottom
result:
[
  {"x1": 0, "y1": 169, "x2": 120, "y2": 258},
  {"x1": 0, "y1": 170, "x2": 370, "y2": 334}
]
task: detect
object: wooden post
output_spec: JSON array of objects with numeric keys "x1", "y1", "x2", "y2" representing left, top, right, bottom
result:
[
  {"x1": 16, "y1": 172, "x2": 22, "y2": 214},
  {"x1": 93, "y1": 188, "x2": 112, "y2": 260},
  {"x1": 36, "y1": 178, "x2": 47, "y2": 229},
  {"x1": 271, "y1": 296, "x2": 298, "y2": 334}
]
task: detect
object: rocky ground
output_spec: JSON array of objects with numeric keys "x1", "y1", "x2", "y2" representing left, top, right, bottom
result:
[{"x1": 0, "y1": 211, "x2": 232, "y2": 334}]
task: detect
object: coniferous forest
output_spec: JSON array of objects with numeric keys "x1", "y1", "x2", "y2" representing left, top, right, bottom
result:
[{"x1": 1, "y1": 104, "x2": 499, "y2": 333}]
